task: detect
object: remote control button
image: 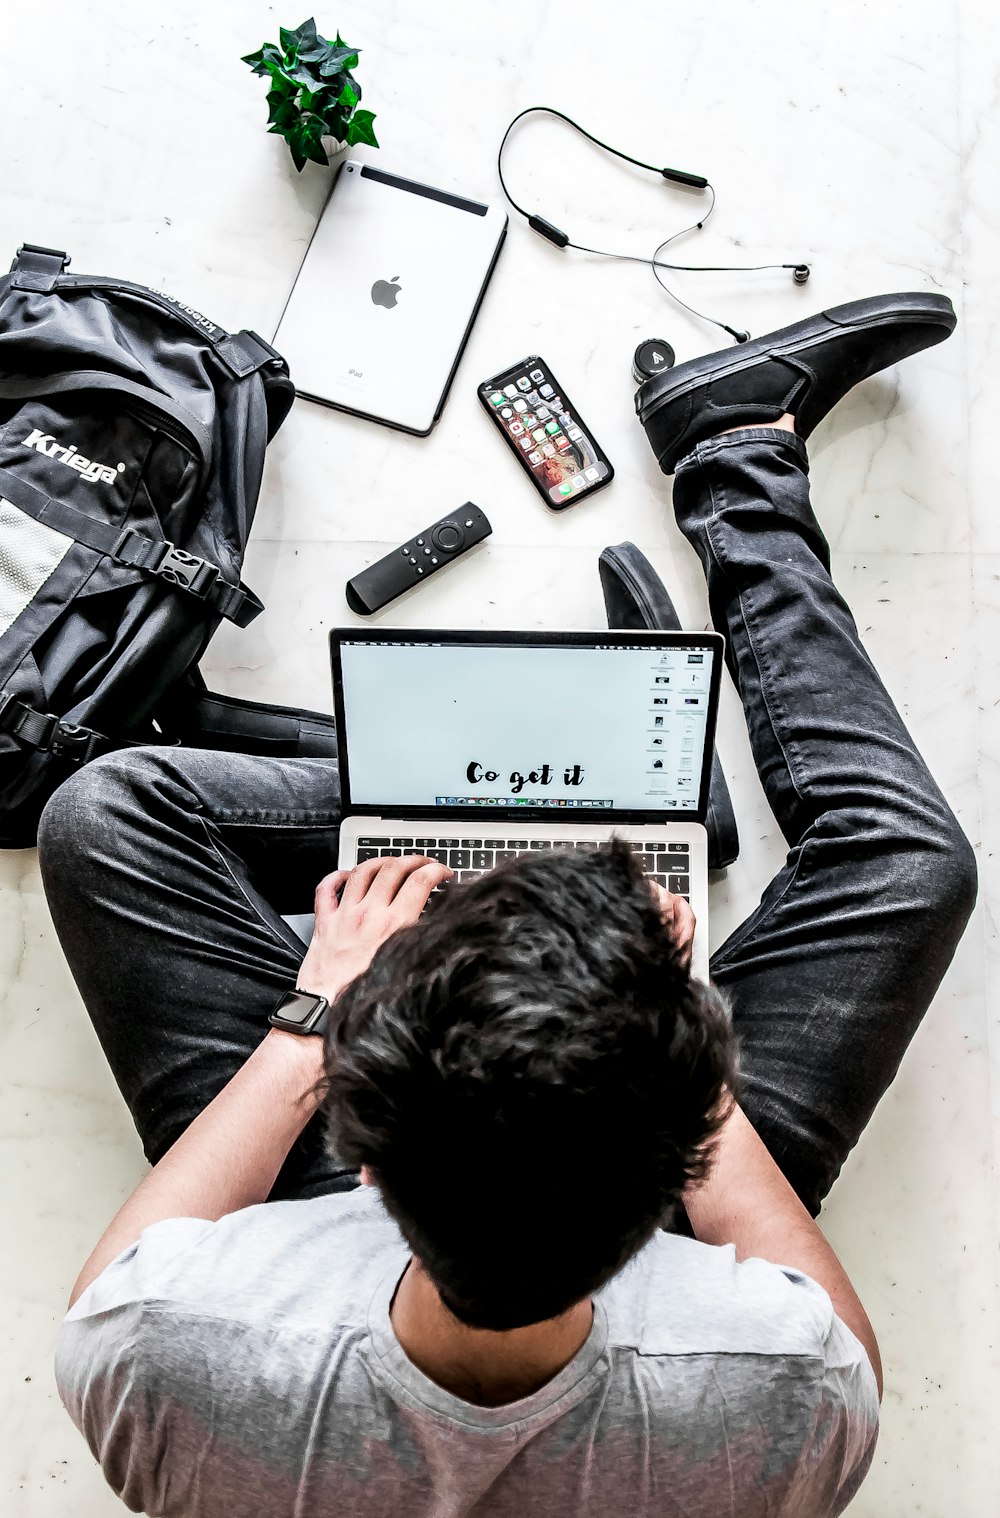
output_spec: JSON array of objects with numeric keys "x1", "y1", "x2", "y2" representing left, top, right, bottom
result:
[
  {"x1": 401, "y1": 546, "x2": 410, "y2": 554},
  {"x1": 432, "y1": 522, "x2": 464, "y2": 552},
  {"x1": 416, "y1": 567, "x2": 424, "y2": 575},
  {"x1": 416, "y1": 538, "x2": 424, "y2": 546},
  {"x1": 431, "y1": 556, "x2": 438, "y2": 564},
  {"x1": 409, "y1": 556, "x2": 417, "y2": 564},
  {"x1": 465, "y1": 518, "x2": 474, "y2": 527},
  {"x1": 423, "y1": 547, "x2": 431, "y2": 555}
]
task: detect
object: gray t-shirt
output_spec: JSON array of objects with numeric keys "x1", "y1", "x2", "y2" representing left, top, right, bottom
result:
[{"x1": 56, "y1": 1187, "x2": 878, "y2": 1517}]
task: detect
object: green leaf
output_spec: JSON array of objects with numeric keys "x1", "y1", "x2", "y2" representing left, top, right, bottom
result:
[
  {"x1": 293, "y1": 17, "x2": 320, "y2": 44},
  {"x1": 296, "y1": 22, "x2": 331, "y2": 63},
  {"x1": 267, "y1": 93, "x2": 299, "y2": 129},
  {"x1": 244, "y1": 41, "x2": 291, "y2": 80},
  {"x1": 320, "y1": 45, "x2": 359, "y2": 76},
  {"x1": 279, "y1": 25, "x2": 301, "y2": 53},
  {"x1": 345, "y1": 109, "x2": 378, "y2": 148},
  {"x1": 285, "y1": 56, "x2": 325, "y2": 89},
  {"x1": 338, "y1": 80, "x2": 358, "y2": 111},
  {"x1": 286, "y1": 118, "x2": 320, "y2": 169},
  {"x1": 323, "y1": 105, "x2": 348, "y2": 139}
]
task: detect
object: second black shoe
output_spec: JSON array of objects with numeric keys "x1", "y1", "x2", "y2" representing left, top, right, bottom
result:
[{"x1": 636, "y1": 292, "x2": 957, "y2": 475}]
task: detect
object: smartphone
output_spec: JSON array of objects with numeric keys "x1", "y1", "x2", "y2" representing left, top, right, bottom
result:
[{"x1": 478, "y1": 355, "x2": 614, "y2": 510}]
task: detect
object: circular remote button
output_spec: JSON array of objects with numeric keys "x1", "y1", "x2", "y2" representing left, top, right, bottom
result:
[
  {"x1": 632, "y1": 339, "x2": 676, "y2": 383},
  {"x1": 431, "y1": 521, "x2": 464, "y2": 553}
]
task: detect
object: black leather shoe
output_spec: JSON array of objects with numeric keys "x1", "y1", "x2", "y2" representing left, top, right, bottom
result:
[{"x1": 636, "y1": 292, "x2": 957, "y2": 474}]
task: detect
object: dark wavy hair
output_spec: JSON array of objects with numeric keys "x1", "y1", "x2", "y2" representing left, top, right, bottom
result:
[{"x1": 319, "y1": 839, "x2": 737, "y2": 1331}]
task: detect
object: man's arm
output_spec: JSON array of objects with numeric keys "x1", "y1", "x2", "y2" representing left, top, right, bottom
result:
[
  {"x1": 68, "y1": 1029, "x2": 324, "y2": 1308},
  {"x1": 68, "y1": 855, "x2": 450, "y2": 1311},
  {"x1": 685, "y1": 1102, "x2": 884, "y2": 1399}
]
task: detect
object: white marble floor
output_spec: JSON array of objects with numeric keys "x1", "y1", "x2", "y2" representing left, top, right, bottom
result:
[{"x1": 1, "y1": 0, "x2": 998, "y2": 1512}]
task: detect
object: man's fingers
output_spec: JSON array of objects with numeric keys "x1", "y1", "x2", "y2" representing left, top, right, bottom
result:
[
  {"x1": 394, "y1": 860, "x2": 454, "y2": 916},
  {"x1": 647, "y1": 879, "x2": 696, "y2": 967},
  {"x1": 671, "y1": 896, "x2": 697, "y2": 969},
  {"x1": 337, "y1": 856, "x2": 385, "y2": 907},
  {"x1": 647, "y1": 879, "x2": 673, "y2": 921},
  {"x1": 339, "y1": 854, "x2": 449, "y2": 907},
  {"x1": 313, "y1": 870, "x2": 349, "y2": 918},
  {"x1": 364, "y1": 854, "x2": 449, "y2": 903}
]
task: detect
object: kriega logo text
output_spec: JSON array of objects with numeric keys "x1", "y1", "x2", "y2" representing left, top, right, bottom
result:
[
  {"x1": 21, "y1": 430, "x2": 125, "y2": 485},
  {"x1": 160, "y1": 293, "x2": 220, "y2": 336}
]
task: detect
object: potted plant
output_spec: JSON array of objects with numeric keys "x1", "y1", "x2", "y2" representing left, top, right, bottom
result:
[{"x1": 242, "y1": 17, "x2": 379, "y2": 172}]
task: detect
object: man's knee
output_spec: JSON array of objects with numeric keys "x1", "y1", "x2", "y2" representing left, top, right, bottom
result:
[
  {"x1": 37, "y1": 749, "x2": 176, "y2": 882},
  {"x1": 883, "y1": 800, "x2": 978, "y2": 959},
  {"x1": 930, "y1": 810, "x2": 978, "y2": 941}
]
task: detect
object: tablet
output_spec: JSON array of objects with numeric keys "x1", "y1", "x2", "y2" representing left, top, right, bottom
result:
[{"x1": 273, "y1": 162, "x2": 508, "y2": 435}]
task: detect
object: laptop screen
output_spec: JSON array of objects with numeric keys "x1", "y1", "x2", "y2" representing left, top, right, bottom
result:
[{"x1": 333, "y1": 631, "x2": 722, "y2": 820}]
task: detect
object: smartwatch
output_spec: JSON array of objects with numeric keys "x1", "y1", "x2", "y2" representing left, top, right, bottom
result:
[{"x1": 268, "y1": 988, "x2": 331, "y2": 1037}]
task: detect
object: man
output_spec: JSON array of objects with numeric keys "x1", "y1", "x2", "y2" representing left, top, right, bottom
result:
[{"x1": 42, "y1": 294, "x2": 975, "y2": 1517}]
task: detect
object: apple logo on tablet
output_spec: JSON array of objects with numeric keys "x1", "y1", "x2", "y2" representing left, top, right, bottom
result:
[{"x1": 371, "y1": 276, "x2": 401, "y2": 309}]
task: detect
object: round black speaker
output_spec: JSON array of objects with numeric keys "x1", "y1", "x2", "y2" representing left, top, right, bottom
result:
[{"x1": 632, "y1": 338, "x2": 676, "y2": 383}]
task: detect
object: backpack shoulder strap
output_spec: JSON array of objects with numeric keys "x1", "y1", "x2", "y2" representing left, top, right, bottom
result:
[
  {"x1": 216, "y1": 330, "x2": 295, "y2": 440},
  {"x1": 157, "y1": 672, "x2": 337, "y2": 760}
]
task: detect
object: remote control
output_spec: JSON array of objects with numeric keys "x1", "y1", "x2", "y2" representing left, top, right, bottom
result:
[{"x1": 345, "y1": 504, "x2": 493, "y2": 615}]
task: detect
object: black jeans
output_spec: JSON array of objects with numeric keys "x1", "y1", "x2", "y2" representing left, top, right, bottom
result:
[{"x1": 38, "y1": 430, "x2": 977, "y2": 1215}]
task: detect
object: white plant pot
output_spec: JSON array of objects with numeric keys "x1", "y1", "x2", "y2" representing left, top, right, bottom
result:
[{"x1": 321, "y1": 136, "x2": 350, "y2": 169}]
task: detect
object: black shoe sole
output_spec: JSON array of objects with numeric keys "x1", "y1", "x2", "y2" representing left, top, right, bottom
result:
[{"x1": 635, "y1": 292, "x2": 957, "y2": 429}]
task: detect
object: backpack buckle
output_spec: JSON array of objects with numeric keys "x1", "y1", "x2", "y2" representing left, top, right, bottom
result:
[
  {"x1": 50, "y1": 721, "x2": 100, "y2": 763},
  {"x1": 156, "y1": 544, "x2": 219, "y2": 597},
  {"x1": 13, "y1": 243, "x2": 71, "y2": 272}
]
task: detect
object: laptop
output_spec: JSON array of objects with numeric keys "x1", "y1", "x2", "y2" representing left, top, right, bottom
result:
[
  {"x1": 331, "y1": 628, "x2": 725, "y2": 981},
  {"x1": 273, "y1": 161, "x2": 508, "y2": 435}
]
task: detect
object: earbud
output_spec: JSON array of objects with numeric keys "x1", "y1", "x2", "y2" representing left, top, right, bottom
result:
[{"x1": 793, "y1": 264, "x2": 811, "y2": 284}]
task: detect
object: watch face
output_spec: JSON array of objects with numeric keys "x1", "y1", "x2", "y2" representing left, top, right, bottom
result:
[{"x1": 271, "y1": 990, "x2": 327, "y2": 1030}]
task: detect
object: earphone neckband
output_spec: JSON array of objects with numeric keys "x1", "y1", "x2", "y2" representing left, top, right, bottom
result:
[{"x1": 497, "y1": 106, "x2": 810, "y2": 344}]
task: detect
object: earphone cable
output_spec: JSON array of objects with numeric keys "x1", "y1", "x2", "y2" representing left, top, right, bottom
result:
[{"x1": 497, "y1": 106, "x2": 670, "y2": 221}]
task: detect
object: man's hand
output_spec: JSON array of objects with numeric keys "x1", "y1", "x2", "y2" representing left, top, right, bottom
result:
[
  {"x1": 647, "y1": 880, "x2": 696, "y2": 972},
  {"x1": 296, "y1": 855, "x2": 453, "y2": 1003}
]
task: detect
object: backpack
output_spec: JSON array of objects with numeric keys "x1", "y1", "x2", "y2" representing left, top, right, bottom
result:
[{"x1": 0, "y1": 242, "x2": 337, "y2": 848}]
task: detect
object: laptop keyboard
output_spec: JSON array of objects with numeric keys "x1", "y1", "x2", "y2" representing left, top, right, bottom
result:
[{"x1": 353, "y1": 837, "x2": 691, "y2": 899}]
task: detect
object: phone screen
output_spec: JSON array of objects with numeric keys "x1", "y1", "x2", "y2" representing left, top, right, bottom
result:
[{"x1": 479, "y1": 357, "x2": 613, "y2": 508}]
